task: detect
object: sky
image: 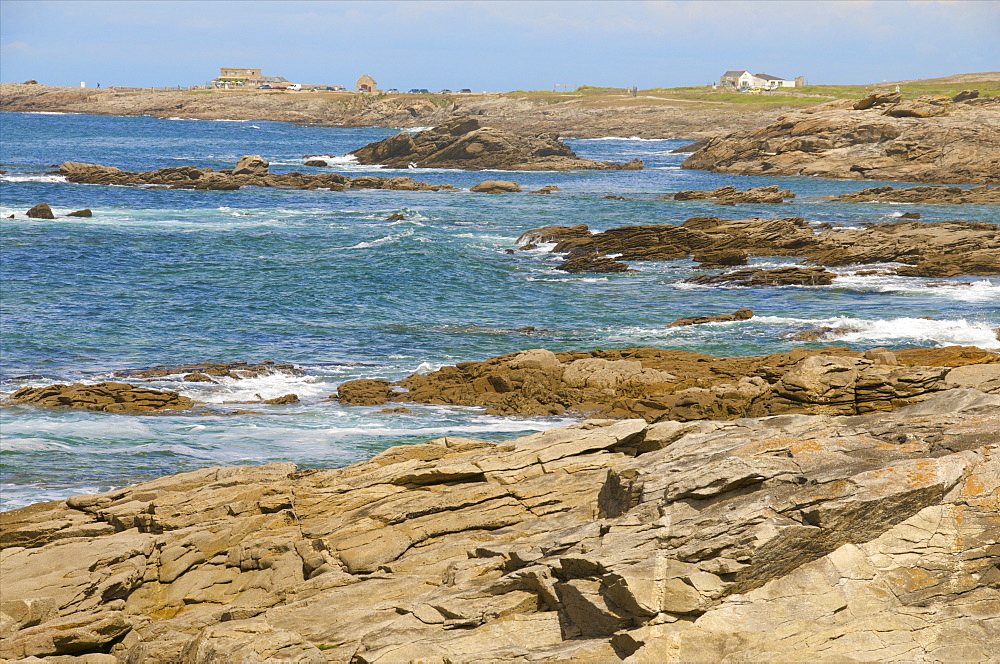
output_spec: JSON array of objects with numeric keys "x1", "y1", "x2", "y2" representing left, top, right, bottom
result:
[{"x1": 1, "y1": 0, "x2": 997, "y2": 91}]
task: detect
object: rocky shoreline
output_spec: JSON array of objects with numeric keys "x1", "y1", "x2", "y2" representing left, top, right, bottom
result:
[
  {"x1": 2, "y1": 377, "x2": 998, "y2": 661},
  {"x1": 681, "y1": 92, "x2": 1000, "y2": 184}
]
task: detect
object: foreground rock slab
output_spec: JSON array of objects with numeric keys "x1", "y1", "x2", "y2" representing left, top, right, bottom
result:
[
  {"x1": 1, "y1": 388, "x2": 997, "y2": 661},
  {"x1": 682, "y1": 93, "x2": 1000, "y2": 183},
  {"x1": 833, "y1": 184, "x2": 1000, "y2": 204},
  {"x1": 349, "y1": 117, "x2": 644, "y2": 171}
]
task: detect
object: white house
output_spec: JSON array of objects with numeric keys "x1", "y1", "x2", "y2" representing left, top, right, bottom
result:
[{"x1": 720, "y1": 70, "x2": 804, "y2": 90}]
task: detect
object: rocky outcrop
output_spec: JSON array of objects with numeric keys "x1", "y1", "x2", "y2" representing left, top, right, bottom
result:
[
  {"x1": 67, "y1": 208, "x2": 93, "y2": 217},
  {"x1": 685, "y1": 266, "x2": 837, "y2": 287},
  {"x1": 666, "y1": 308, "x2": 754, "y2": 327},
  {"x1": 335, "y1": 345, "x2": 1000, "y2": 421},
  {"x1": 8, "y1": 382, "x2": 193, "y2": 413},
  {"x1": 113, "y1": 361, "x2": 303, "y2": 382},
  {"x1": 833, "y1": 184, "x2": 1000, "y2": 204},
  {"x1": 666, "y1": 185, "x2": 795, "y2": 204},
  {"x1": 1, "y1": 387, "x2": 998, "y2": 661},
  {"x1": 556, "y1": 254, "x2": 631, "y2": 273},
  {"x1": 349, "y1": 118, "x2": 644, "y2": 171},
  {"x1": 682, "y1": 93, "x2": 1000, "y2": 183},
  {"x1": 26, "y1": 203, "x2": 55, "y2": 219},
  {"x1": 57, "y1": 159, "x2": 449, "y2": 192},
  {"x1": 517, "y1": 217, "x2": 1000, "y2": 277},
  {"x1": 470, "y1": 179, "x2": 521, "y2": 193}
]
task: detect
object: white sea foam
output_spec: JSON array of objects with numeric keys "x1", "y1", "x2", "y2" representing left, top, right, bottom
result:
[
  {"x1": 754, "y1": 315, "x2": 1000, "y2": 349},
  {"x1": 1, "y1": 173, "x2": 67, "y2": 183},
  {"x1": 399, "y1": 126, "x2": 433, "y2": 133}
]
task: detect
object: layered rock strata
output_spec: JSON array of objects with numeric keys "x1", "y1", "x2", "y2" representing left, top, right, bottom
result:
[
  {"x1": 518, "y1": 217, "x2": 1000, "y2": 277},
  {"x1": 2, "y1": 388, "x2": 998, "y2": 661},
  {"x1": 57, "y1": 159, "x2": 449, "y2": 192},
  {"x1": 337, "y1": 345, "x2": 1000, "y2": 421},
  {"x1": 681, "y1": 94, "x2": 1000, "y2": 183},
  {"x1": 665, "y1": 185, "x2": 795, "y2": 204},
  {"x1": 114, "y1": 361, "x2": 303, "y2": 382},
  {"x1": 9, "y1": 382, "x2": 193, "y2": 413},
  {"x1": 833, "y1": 184, "x2": 1000, "y2": 204},
  {"x1": 348, "y1": 118, "x2": 644, "y2": 171}
]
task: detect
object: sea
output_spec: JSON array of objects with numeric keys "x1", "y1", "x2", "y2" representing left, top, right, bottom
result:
[{"x1": 1, "y1": 111, "x2": 998, "y2": 511}]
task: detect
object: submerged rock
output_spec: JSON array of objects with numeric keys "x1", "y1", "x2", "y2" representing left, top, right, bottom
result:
[
  {"x1": 666, "y1": 308, "x2": 754, "y2": 327},
  {"x1": 115, "y1": 361, "x2": 303, "y2": 381},
  {"x1": 66, "y1": 208, "x2": 93, "y2": 217},
  {"x1": 685, "y1": 266, "x2": 837, "y2": 287},
  {"x1": 349, "y1": 117, "x2": 644, "y2": 171},
  {"x1": 470, "y1": 179, "x2": 521, "y2": 193},
  {"x1": 1, "y1": 388, "x2": 998, "y2": 660}
]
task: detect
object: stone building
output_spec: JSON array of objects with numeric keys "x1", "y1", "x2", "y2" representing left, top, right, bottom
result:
[
  {"x1": 355, "y1": 74, "x2": 377, "y2": 92},
  {"x1": 720, "y1": 70, "x2": 804, "y2": 90}
]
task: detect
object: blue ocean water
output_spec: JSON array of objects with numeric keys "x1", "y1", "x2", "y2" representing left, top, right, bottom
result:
[{"x1": 1, "y1": 111, "x2": 998, "y2": 510}]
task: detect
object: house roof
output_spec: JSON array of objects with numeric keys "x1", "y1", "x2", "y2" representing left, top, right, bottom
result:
[
  {"x1": 754, "y1": 73, "x2": 786, "y2": 81},
  {"x1": 723, "y1": 70, "x2": 749, "y2": 77}
]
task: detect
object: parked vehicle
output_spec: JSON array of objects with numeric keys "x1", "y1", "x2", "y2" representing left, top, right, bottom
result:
[
  {"x1": 439, "y1": 89, "x2": 452, "y2": 93},
  {"x1": 407, "y1": 89, "x2": 421, "y2": 93},
  {"x1": 386, "y1": 88, "x2": 399, "y2": 93},
  {"x1": 287, "y1": 84, "x2": 302, "y2": 91},
  {"x1": 458, "y1": 88, "x2": 472, "y2": 93},
  {"x1": 257, "y1": 85, "x2": 271, "y2": 89}
]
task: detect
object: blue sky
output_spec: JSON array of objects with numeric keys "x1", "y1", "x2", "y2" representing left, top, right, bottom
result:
[{"x1": 1, "y1": 1, "x2": 997, "y2": 90}]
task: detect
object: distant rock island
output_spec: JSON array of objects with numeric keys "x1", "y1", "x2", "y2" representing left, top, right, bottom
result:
[{"x1": 347, "y1": 118, "x2": 644, "y2": 171}]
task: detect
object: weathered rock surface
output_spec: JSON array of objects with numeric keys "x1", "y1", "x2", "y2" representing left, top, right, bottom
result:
[
  {"x1": 666, "y1": 308, "x2": 754, "y2": 327},
  {"x1": 57, "y1": 158, "x2": 448, "y2": 192},
  {"x1": 349, "y1": 118, "x2": 644, "y2": 171},
  {"x1": 685, "y1": 266, "x2": 837, "y2": 287},
  {"x1": 682, "y1": 93, "x2": 1000, "y2": 183},
  {"x1": 470, "y1": 179, "x2": 521, "y2": 193},
  {"x1": 2, "y1": 387, "x2": 998, "y2": 662},
  {"x1": 8, "y1": 382, "x2": 193, "y2": 413},
  {"x1": 26, "y1": 203, "x2": 55, "y2": 219},
  {"x1": 337, "y1": 345, "x2": 1000, "y2": 422},
  {"x1": 519, "y1": 217, "x2": 1000, "y2": 277},
  {"x1": 113, "y1": 361, "x2": 303, "y2": 382},
  {"x1": 833, "y1": 184, "x2": 1000, "y2": 204},
  {"x1": 666, "y1": 184, "x2": 796, "y2": 204},
  {"x1": 556, "y1": 254, "x2": 631, "y2": 273},
  {"x1": 67, "y1": 208, "x2": 93, "y2": 217}
]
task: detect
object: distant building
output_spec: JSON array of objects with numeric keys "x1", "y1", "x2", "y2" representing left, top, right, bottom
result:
[
  {"x1": 355, "y1": 74, "x2": 377, "y2": 92},
  {"x1": 720, "y1": 70, "x2": 803, "y2": 90},
  {"x1": 210, "y1": 68, "x2": 291, "y2": 88}
]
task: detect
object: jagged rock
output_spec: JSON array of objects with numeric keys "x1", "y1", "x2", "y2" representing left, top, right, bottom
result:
[
  {"x1": 26, "y1": 203, "x2": 55, "y2": 219},
  {"x1": 853, "y1": 91, "x2": 901, "y2": 110},
  {"x1": 666, "y1": 308, "x2": 754, "y2": 327},
  {"x1": 262, "y1": 394, "x2": 299, "y2": 405},
  {"x1": 952, "y1": 89, "x2": 979, "y2": 102},
  {"x1": 57, "y1": 160, "x2": 446, "y2": 192},
  {"x1": 668, "y1": 185, "x2": 795, "y2": 204},
  {"x1": 2, "y1": 389, "x2": 998, "y2": 661},
  {"x1": 115, "y1": 361, "x2": 303, "y2": 380},
  {"x1": 349, "y1": 118, "x2": 644, "y2": 171},
  {"x1": 8, "y1": 382, "x2": 193, "y2": 413},
  {"x1": 385, "y1": 212, "x2": 405, "y2": 220},
  {"x1": 520, "y1": 217, "x2": 1000, "y2": 277},
  {"x1": 685, "y1": 266, "x2": 837, "y2": 287},
  {"x1": 336, "y1": 379, "x2": 394, "y2": 405},
  {"x1": 66, "y1": 208, "x2": 93, "y2": 217},
  {"x1": 557, "y1": 254, "x2": 630, "y2": 273},
  {"x1": 471, "y1": 180, "x2": 521, "y2": 193},
  {"x1": 683, "y1": 93, "x2": 1000, "y2": 183},
  {"x1": 834, "y1": 184, "x2": 1000, "y2": 204},
  {"x1": 232, "y1": 154, "x2": 269, "y2": 176},
  {"x1": 692, "y1": 248, "x2": 747, "y2": 267},
  {"x1": 899, "y1": 211, "x2": 921, "y2": 219}
]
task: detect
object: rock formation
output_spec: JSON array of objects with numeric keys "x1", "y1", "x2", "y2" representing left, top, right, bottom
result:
[
  {"x1": 470, "y1": 180, "x2": 522, "y2": 193},
  {"x1": 348, "y1": 118, "x2": 644, "y2": 171},
  {"x1": 26, "y1": 203, "x2": 55, "y2": 219},
  {"x1": 57, "y1": 159, "x2": 450, "y2": 192},
  {"x1": 113, "y1": 361, "x2": 303, "y2": 382},
  {"x1": 833, "y1": 184, "x2": 1000, "y2": 204},
  {"x1": 517, "y1": 217, "x2": 1000, "y2": 277},
  {"x1": 2, "y1": 386, "x2": 998, "y2": 661},
  {"x1": 335, "y1": 345, "x2": 1000, "y2": 421},
  {"x1": 681, "y1": 93, "x2": 1000, "y2": 183},
  {"x1": 9, "y1": 382, "x2": 193, "y2": 413},
  {"x1": 685, "y1": 266, "x2": 837, "y2": 287},
  {"x1": 665, "y1": 185, "x2": 795, "y2": 204},
  {"x1": 666, "y1": 309, "x2": 754, "y2": 327}
]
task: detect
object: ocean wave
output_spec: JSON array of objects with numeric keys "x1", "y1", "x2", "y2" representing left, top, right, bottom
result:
[
  {"x1": 754, "y1": 315, "x2": 1000, "y2": 349},
  {"x1": 1, "y1": 173, "x2": 68, "y2": 183}
]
